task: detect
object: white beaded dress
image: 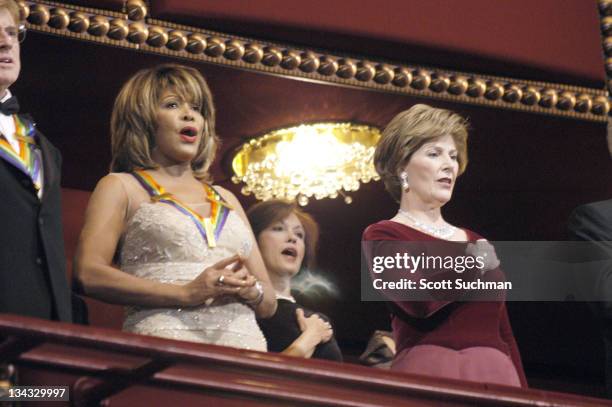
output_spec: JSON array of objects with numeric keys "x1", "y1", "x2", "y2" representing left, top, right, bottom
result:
[{"x1": 113, "y1": 173, "x2": 267, "y2": 351}]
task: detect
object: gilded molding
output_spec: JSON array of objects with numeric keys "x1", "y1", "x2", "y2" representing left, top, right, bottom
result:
[
  {"x1": 21, "y1": 0, "x2": 609, "y2": 122},
  {"x1": 600, "y1": 0, "x2": 612, "y2": 106},
  {"x1": 125, "y1": 0, "x2": 147, "y2": 22}
]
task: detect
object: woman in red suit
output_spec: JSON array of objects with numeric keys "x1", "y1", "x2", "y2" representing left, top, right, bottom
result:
[{"x1": 363, "y1": 104, "x2": 526, "y2": 387}]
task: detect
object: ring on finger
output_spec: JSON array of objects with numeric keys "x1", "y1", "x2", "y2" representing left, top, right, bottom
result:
[{"x1": 217, "y1": 275, "x2": 225, "y2": 285}]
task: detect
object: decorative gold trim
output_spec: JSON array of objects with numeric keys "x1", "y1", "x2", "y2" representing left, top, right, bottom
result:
[
  {"x1": 21, "y1": 0, "x2": 609, "y2": 122},
  {"x1": 599, "y1": 0, "x2": 612, "y2": 108},
  {"x1": 125, "y1": 0, "x2": 147, "y2": 22}
]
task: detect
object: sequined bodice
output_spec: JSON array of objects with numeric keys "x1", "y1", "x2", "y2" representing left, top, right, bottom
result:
[
  {"x1": 120, "y1": 203, "x2": 252, "y2": 279},
  {"x1": 119, "y1": 202, "x2": 266, "y2": 351}
]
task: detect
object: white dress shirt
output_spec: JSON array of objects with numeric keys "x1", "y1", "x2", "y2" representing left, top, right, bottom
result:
[{"x1": 0, "y1": 89, "x2": 17, "y2": 152}]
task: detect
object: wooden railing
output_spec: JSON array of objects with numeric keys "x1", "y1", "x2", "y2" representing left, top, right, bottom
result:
[{"x1": 0, "y1": 314, "x2": 609, "y2": 406}]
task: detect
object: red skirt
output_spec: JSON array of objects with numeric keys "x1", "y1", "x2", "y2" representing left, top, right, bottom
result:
[{"x1": 391, "y1": 345, "x2": 521, "y2": 387}]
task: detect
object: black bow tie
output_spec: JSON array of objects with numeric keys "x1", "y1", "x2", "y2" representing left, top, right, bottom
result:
[{"x1": 0, "y1": 96, "x2": 19, "y2": 115}]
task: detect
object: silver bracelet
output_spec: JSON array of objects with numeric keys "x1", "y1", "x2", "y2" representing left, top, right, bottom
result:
[{"x1": 244, "y1": 281, "x2": 264, "y2": 307}]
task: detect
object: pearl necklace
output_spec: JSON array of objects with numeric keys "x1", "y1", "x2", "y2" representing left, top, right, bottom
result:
[{"x1": 397, "y1": 208, "x2": 456, "y2": 239}]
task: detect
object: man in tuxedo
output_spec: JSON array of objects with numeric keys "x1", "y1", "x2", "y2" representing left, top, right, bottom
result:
[
  {"x1": 0, "y1": 0, "x2": 71, "y2": 322},
  {"x1": 567, "y1": 118, "x2": 612, "y2": 397},
  {"x1": 568, "y1": 199, "x2": 612, "y2": 398}
]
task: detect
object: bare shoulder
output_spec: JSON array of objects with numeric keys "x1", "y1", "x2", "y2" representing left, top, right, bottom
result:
[
  {"x1": 89, "y1": 173, "x2": 129, "y2": 206},
  {"x1": 95, "y1": 173, "x2": 126, "y2": 192}
]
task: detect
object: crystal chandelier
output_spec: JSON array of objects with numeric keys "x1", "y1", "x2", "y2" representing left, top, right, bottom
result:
[{"x1": 231, "y1": 122, "x2": 381, "y2": 206}]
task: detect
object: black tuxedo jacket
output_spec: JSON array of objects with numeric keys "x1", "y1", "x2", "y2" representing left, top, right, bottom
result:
[
  {"x1": 568, "y1": 200, "x2": 612, "y2": 397},
  {"x1": 0, "y1": 117, "x2": 71, "y2": 322},
  {"x1": 569, "y1": 200, "x2": 612, "y2": 242},
  {"x1": 568, "y1": 199, "x2": 612, "y2": 313}
]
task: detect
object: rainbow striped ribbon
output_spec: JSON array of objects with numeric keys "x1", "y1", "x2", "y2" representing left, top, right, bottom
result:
[
  {"x1": 0, "y1": 115, "x2": 41, "y2": 191},
  {"x1": 131, "y1": 170, "x2": 231, "y2": 248}
]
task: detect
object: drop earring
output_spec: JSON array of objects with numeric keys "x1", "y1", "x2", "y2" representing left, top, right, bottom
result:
[{"x1": 400, "y1": 172, "x2": 409, "y2": 190}]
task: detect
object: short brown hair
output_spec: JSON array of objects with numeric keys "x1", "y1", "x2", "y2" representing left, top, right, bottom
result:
[
  {"x1": 247, "y1": 200, "x2": 319, "y2": 271},
  {"x1": 374, "y1": 104, "x2": 469, "y2": 202},
  {"x1": 0, "y1": 0, "x2": 22, "y2": 25},
  {"x1": 110, "y1": 64, "x2": 218, "y2": 181}
]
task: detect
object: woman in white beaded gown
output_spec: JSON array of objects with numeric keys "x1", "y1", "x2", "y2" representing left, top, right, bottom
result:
[{"x1": 74, "y1": 64, "x2": 276, "y2": 351}]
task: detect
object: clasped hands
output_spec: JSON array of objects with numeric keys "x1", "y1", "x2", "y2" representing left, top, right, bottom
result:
[{"x1": 181, "y1": 254, "x2": 260, "y2": 307}]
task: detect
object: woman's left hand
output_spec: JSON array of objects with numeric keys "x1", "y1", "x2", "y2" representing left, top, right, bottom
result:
[{"x1": 466, "y1": 239, "x2": 500, "y2": 275}]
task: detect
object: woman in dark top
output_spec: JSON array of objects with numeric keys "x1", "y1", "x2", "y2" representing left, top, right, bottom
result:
[
  {"x1": 363, "y1": 104, "x2": 526, "y2": 386},
  {"x1": 248, "y1": 200, "x2": 342, "y2": 361}
]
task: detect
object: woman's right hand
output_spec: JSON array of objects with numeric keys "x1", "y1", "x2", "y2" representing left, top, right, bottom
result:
[
  {"x1": 296, "y1": 308, "x2": 333, "y2": 344},
  {"x1": 281, "y1": 308, "x2": 333, "y2": 358},
  {"x1": 181, "y1": 254, "x2": 254, "y2": 306},
  {"x1": 466, "y1": 239, "x2": 501, "y2": 275}
]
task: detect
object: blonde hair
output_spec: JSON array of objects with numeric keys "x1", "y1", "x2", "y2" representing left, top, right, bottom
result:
[
  {"x1": 0, "y1": 0, "x2": 22, "y2": 25},
  {"x1": 374, "y1": 104, "x2": 468, "y2": 202},
  {"x1": 110, "y1": 64, "x2": 218, "y2": 181}
]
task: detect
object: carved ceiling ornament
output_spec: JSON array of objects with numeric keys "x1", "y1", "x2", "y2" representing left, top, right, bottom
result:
[{"x1": 18, "y1": 0, "x2": 609, "y2": 122}]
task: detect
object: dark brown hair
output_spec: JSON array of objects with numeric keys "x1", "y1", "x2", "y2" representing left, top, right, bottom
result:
[{"x1": 247, "y1": 200, "x2": 319, "y2": 271}]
